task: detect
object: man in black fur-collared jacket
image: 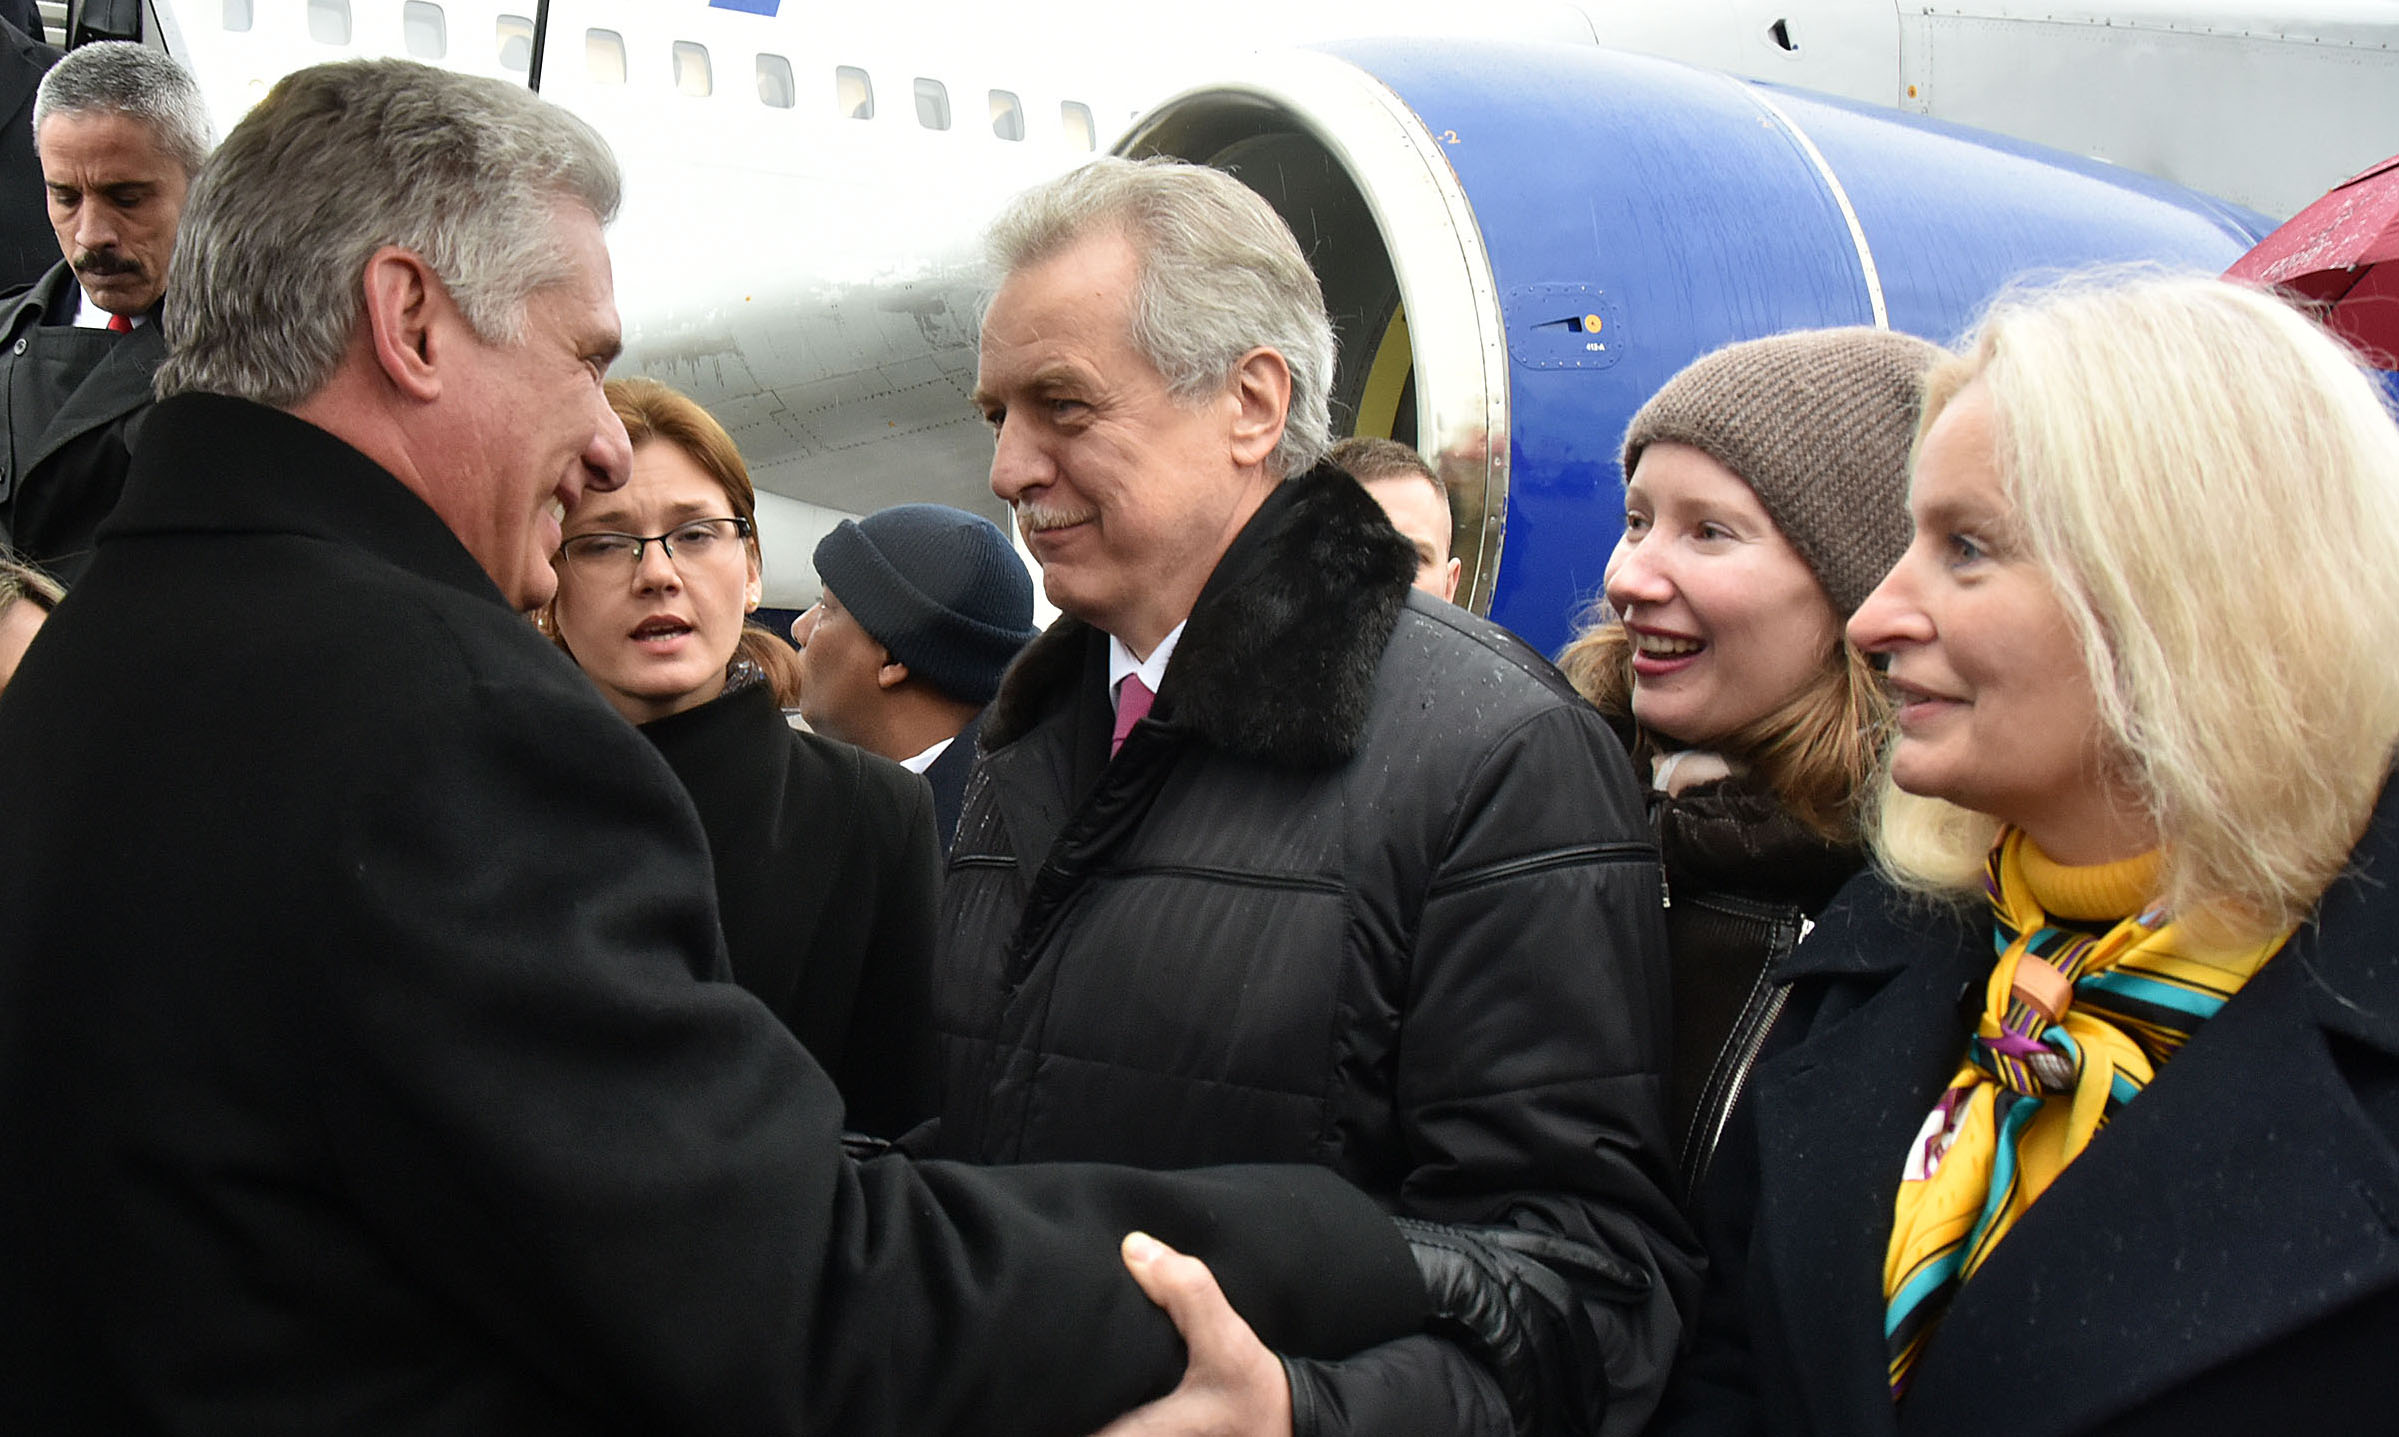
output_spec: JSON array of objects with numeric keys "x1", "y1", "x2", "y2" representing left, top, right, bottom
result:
[{"x1": 935, "y1": 156, "x2": 1699, "y2": 1437}]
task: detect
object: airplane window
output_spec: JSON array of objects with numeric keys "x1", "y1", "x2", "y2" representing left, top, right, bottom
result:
[
  {"x1": 836, "y1": 66, "x2": 873, "y2": 120},
  {"x1": 585, "y1": 29, "x2": 625, "y2": 85},
  {"x1": 497, "y1": 15, "x2": 533, "y2": 73},
  {"x1": 403, "y1": 2, "x2": 446, "y2": 60},
  {"x1": 1061, "y1": 101, "x2": 1095, "y2": 151},
  {"x1": 222, "y1": 0, "x2": 252, "y2": 32},
  {"x1": 989, "y1": 90, "x2": 1024, "y2": 142},
  {"x1": 914, "y1": 78, "x2": 949, "y2": 132},
  {"x1": 307, "y1": 0, "x2": 350, "y2": 45},
  {"x1": 675, "y1": 42, "x2": 713, "y2": 98},
  {"x1": 757, "y1": 54, "x2": 795, "y2": 110}
]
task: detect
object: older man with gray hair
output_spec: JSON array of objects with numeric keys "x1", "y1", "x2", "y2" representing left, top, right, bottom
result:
[
  {"x1": 936, "y1": 156, "x2": 1698, "y2": 1437},
  {"x1": 0, "y1": 40, "x2": 207, "y2": 580},
  {"x1": 0, "y1": 59, "x2": 1611, "y2": 1436}
]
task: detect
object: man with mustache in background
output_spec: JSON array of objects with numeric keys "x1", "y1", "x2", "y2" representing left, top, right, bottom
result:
[{"x1": 0, "y1": 41, "x2": 205, "y2": 582}]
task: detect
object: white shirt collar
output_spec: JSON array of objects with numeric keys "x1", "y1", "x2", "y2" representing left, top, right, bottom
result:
[
  {"x1": 898, "y1": 735, "x2": 952, "y2": 775},
  {"x1": 1106, "y1": 620, "x2": 1185, "y2": 711},
  {"x1": 73, "y1": 287, "x2": 143, "y2": 330}
]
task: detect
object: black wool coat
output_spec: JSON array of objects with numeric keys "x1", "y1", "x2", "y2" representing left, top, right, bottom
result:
[
  {"x1": 921, "y1": 707, "x2": 985, "y2": 858},
  {"x1": 1656, "y1": 789, "x2": 2399, "y2": 1436},
  {"x1": 0, "y1": 18, "x2": 57, "y2": 293},
  {"x1": 0, "y1": 394, "x2": 1431, "y2": 1435},
  {"x1": 0, "y1": 260, "x2": 166, "y2": 581},
  {"x1": 640, "y1": 681, "x2": 940, "y2": 1137},
  {"x1": 935, "y1": 468, "x2": 1700, "y2": 1437}
]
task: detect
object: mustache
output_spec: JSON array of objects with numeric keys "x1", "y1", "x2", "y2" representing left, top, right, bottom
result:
[
  {"x1": 1013, "y1": 501, "x2": 1095, "y2": 534},
  {"x1": 71, "y1": 250, "x2": 145, "y2": 279}
]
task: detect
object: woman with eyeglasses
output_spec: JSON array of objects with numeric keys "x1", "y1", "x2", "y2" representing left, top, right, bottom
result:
[
  {"x1": 545, "y1": 377, "x2": 940, "y2": 1138},
  {"x1": 1654, "y1": 272, "x2": 2399, "y2": 1434}
]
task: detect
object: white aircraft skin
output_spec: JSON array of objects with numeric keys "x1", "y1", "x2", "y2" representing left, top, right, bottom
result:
[
  {"x1": 129, "y1": 0, "x2": 2399, "y2": 609},
  {"x1": 1568, "y1": 1, "x2": 2399, "y2": 222}
]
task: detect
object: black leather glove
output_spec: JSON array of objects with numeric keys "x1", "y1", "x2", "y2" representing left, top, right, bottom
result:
[
  {"x1": 1395, "y1": 1218, "x2": 1649, "y2": 1437},
  {"x1": 1280, "y1": 1353, "x2": 1337, "y2": 1437}
]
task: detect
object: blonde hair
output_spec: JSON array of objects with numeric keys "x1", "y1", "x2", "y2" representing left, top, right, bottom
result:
[
  {"x1": 0, "y1": 551, "x2": 64, "y2": 617},
  {"x1": 1869, "y1": 270, "x2": 2399, "y2": 940},
  {"x1": 1559, "y1": 619, "x2": 1889, "y2": 843}
]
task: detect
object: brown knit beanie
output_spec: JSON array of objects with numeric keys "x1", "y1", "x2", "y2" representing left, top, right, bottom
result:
[{"x1": 1621, "y1": 327, "x2": 1943, "y2": 616}]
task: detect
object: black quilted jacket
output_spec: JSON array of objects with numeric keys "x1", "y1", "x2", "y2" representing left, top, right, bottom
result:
[{"x1": 931, "y1": 467, "x2": 1701, "y2": 1437}]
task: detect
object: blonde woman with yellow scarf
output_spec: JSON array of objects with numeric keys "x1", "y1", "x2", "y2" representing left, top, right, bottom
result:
[{"x1": 1652, "y1": 271, "x2": 2399, "y2": 1437}]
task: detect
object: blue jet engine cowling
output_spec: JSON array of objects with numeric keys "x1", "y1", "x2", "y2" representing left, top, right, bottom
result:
[{"x1": 1120, "y1": 40, "x2": 2269, "y2": 656}]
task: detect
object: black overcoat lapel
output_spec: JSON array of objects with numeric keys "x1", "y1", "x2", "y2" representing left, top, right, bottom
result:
[
  {"x1": 27, "y1": 317, "x2": 164, "y2": 469},
  {"x1": 1750, "y1": 917, "x2": 1985, "y2": 1437}
]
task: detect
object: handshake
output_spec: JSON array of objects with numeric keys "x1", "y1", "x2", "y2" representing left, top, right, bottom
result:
[{"x1": 1105, "y1": 1217, "x2": 1645, "y2": 1437}]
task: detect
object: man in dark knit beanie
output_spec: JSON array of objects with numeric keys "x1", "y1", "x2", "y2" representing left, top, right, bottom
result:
[{"x1": 793, "y1": 502, "x2": 1037, "y2": 853}]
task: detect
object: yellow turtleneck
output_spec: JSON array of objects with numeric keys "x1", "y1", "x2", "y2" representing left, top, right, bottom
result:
[{"x1": 2014, "y1": 841, "x2": 2161, "y2": 923}]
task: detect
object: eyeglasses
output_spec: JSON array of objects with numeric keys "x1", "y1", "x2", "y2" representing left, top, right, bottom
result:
[{"x1": 555, "y1": 516, "x2": 752, "y2": 573}]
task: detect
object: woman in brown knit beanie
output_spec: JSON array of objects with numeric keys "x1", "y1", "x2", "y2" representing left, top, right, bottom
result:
[{"x1": 1558, "y1": 325, "x2": 1940, "y2": 1201}]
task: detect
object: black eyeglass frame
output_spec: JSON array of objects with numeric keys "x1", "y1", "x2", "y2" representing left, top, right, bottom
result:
[{"x1": 554, "y1": 515, "x2": 754, "y2": 569}]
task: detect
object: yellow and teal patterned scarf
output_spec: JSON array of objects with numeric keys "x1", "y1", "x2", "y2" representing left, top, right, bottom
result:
[{"x1": 1881, "y1": 829, "x2": 2287, "y2": 1398}]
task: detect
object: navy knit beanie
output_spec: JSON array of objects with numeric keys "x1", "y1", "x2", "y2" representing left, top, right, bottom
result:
[{"x1": 811, "y1": 504, "x2": 1038, "y2": 705}]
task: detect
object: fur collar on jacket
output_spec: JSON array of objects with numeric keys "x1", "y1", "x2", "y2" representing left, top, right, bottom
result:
[{"x1": 984, "y1": 464, "x2": 1418, "y2": 770}]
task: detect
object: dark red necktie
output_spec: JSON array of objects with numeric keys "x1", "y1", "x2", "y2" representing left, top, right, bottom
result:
[
  {"x1": 106, "y1": 313, "x2": 131, "y2": 333},
  {"x1": 1110, "y1": 675, "x2": 1155, "y2": 758}
]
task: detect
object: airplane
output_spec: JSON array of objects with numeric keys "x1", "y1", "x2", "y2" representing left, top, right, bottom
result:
[{"x1": 43, "y1": 0, "x2": 2399, "y2": 653}]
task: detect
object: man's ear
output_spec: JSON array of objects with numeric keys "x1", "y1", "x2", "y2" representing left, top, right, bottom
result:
[
  {"x1": 876, "y1": 653, "x2": 910, "y2": 691},
  {"x1": 1225, "y1": 347, "x2": 1292, "y2": 471},
  {"x1": 360, "y1": 245, "x2": 448, "y2": 404}
]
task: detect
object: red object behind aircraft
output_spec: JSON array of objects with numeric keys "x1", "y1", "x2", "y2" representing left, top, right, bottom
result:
[{"x1": 2227, "y1": 152, "x2": 2399, "y2": 367}]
